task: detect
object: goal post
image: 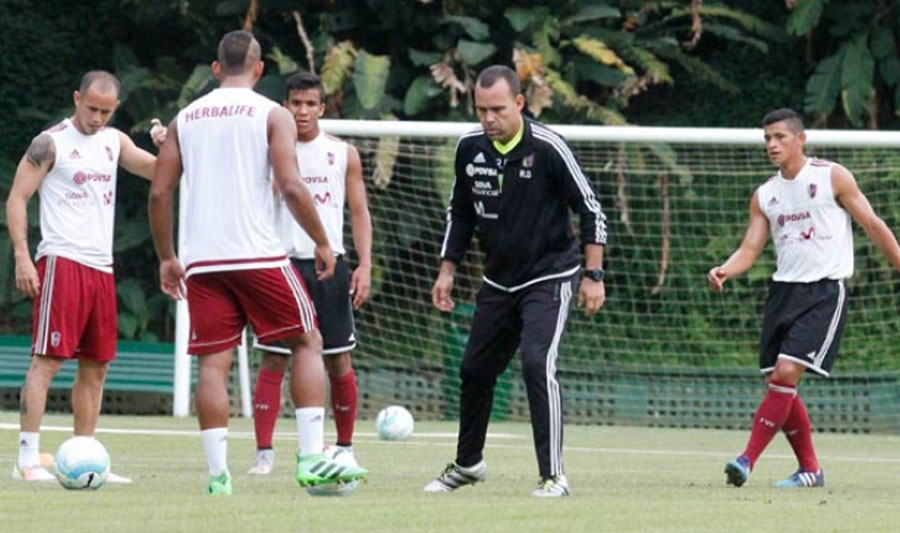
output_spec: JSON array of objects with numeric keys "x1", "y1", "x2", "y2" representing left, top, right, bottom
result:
[{"x1": 173, "y1": 120, "x2": 900, "y2": 433}]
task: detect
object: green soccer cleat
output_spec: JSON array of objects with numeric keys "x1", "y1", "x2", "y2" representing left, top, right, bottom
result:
[
  {"x1": 295, "y1": 452, "x2": 368, "y2": 488},
  {"x1": 207, "y1": 471, "x2": 232, "y2": 495}
]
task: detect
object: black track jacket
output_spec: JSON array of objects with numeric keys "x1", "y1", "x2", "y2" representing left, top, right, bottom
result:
[{"x1": 440, "y1": 117, "x2": 607, "y2": 292}]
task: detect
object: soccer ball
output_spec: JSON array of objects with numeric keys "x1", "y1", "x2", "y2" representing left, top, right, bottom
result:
[
  {"x1": 306, "y1": 445, "x2": 359, "y2": 497},
  {"x1": 54, "y1": 436, "x2": 110, "y2": 490},
  {"x1": 375, "y1": 405, "x2": 414, "y2": 441}
]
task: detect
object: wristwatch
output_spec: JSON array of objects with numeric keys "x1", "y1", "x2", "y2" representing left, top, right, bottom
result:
[{"x1": 584, "y1": 268, "x2": 605, "y2": 282}]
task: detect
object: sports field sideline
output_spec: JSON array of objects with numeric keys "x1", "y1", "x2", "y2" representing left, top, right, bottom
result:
[{"x1": 0, "y1": 412, "x2": 897, "y2": 532}]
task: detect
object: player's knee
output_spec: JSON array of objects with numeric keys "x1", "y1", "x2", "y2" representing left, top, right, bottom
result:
[
  {"x1": 260, "y1": 352, "x2": 289, "y2": 373},
  {"x1": 27, "y1": 355, "x2": 63, "y2": 384},
  {"x1": 519, "y1": 347, "x2": 550, "y2": 379},
  {"x1": 324, "y1": 352, "x2": 352, "y2": 377}
]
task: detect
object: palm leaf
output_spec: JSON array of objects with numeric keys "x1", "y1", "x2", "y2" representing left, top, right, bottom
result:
[
  {"x1": 321, "y1": 41, "x2": 357, "y2": 96},
  {"x1": 652, "y1": 47, "x2": 739, "y2": 94},
  {"x1": 804, "y1": 51, "x2": 843, "y2": 116}
]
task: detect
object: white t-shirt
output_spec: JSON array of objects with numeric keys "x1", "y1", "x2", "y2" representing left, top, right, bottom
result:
[
  {"x1": 176, "y1": 88, "x2": 287, "y2": 276},
  {"x1": 276, "y1": 132, "x2": 349, "y2": 259},
  {"x1": 36, "y1": 119, "x2": 121, "y2": 273},
  {"x1": 758, "y1": 158, "x2": 854, "y2": 282}
]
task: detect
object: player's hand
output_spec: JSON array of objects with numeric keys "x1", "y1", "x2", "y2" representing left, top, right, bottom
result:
[
  {"x1": 14, "y1": 256, "x2": 40, "y2": 298},
  {"x1": 577, "y1": 279, "x2": 605, "y2": 317},
  {"x1": 314, "y1": 244, "x2": 336, "y2": 280},
  {"x1": 159, "y1": 258, "x2": 186, "y2": 299},
  {"x1": 350, "y1": 264, "x2": 371, "y2": 309},
  {"x1": 431, "y1": 272, "x2": 455, "y2": 312},
  {"x1": 708, "y1": 265, "x2": 728, "y2": 292},
  {"x1": 149, "y1": 118, "x2": 167, "y2": 148}
]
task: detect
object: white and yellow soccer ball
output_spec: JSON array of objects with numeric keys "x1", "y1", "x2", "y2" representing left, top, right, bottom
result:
[
  {"x1": 55, "y1": 436, "x2": 110, "y2": 490},
  {"x1": 306, "y1": 445, "x2": 359, "y2": 497},
  {"x1": 375, "y1": 405, "x2": 414, "y2": 441}
]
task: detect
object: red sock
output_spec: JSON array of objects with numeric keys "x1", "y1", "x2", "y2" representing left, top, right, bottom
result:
[
  {"x1": 742, "y1": 380, "x2": 796, "y2": 468},
  {"x1": 330, "y1": 369, "x2": 358, "y2": 446},
  {"x1": 782, "y1": 394, "x2": 819, "y2": 472},
  {"x1": 253, "y1": 368, "x2": 284, "y2": 450}
]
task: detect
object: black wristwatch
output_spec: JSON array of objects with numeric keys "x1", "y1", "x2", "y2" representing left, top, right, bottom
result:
[{"x1": 584, "y1": 268, "x2": 605, "y2": 282}]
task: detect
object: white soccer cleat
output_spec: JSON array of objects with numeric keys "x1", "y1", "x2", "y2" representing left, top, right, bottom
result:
[
  {"x1": 532, "y1": 474, "x2": 570, "y2": 498},
  {"x1": 247, "y1": 449, "x2": 275, "y2": 475},
  {"x1": 307, "y1": 446, "x2": 360, "y2": 496},
  {"x1": 423, "y1": 460, "x2": 487, "y2": 492},
  {"x1": 12, "y1": 464, "x2": 56, "y2": 482},
  {"x1": 106, "y1": 471, "x2": 133, "y2": 484}
]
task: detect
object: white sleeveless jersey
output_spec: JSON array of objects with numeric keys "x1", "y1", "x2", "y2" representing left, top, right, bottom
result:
[
  {"x1": 276, "y1": 132, "x2": 349, "y2": 259},
  {"x1": 35, "y1": 119, "x2": 120, "y2": 273},
  {"x1": 757, "y1": 158, "x2": 854, "y2": 282},
  {"x1": 177, "y1": 88, "x2": 288, "y2": 276}
]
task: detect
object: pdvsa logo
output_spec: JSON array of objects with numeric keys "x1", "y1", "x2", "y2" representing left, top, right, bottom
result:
[
  {"x1": 73, "y1": 171, "x2": 111, "y2": 185},
  {"x1": 777, "y1": 211, "x2": 811, "y2": 227},
  {"x1": 466, "y1": 164, "x2": 498, "y2": 177}
]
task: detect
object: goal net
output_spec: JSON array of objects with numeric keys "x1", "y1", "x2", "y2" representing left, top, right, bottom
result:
[{"x1": 225, "y1": 121, "x2": 900, "y2": 433}]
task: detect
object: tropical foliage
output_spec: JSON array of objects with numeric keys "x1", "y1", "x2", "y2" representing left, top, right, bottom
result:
[{"x1": 0, "y1": 1, "x2": 890, "y2": 342}]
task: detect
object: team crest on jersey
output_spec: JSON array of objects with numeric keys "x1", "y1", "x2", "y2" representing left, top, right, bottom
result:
[
  {"x1": 50, "y1": 332, "x2": 61, "y2": 348},
  {"x1": 327, "y1": 152, "x2": 335, "y2": 165},
  {"x1": 522, "y1": 152, "x2": 535, "y2": 168},
  {"x1": 808, "y1": 183, "x2": 817, "y2": 199},
  {"x1": 105, "y1": 146, "x2": 114, "y2": 162},
  {"x1": 103, "y1": 191, "x2": 114, "y2": 205}
]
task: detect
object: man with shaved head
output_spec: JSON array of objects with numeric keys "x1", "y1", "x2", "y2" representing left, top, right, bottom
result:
[
  {"x1": 7, "y1": 70, "x2": 159, "y2": 484},
  {"x1": 149, "y1": 30, "x2": 368, "y2": 495}
]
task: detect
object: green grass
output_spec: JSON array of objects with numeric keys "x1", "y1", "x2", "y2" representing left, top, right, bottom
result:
[{"x1": 1, "y1": 411, "x2": 899, "y2": 532}]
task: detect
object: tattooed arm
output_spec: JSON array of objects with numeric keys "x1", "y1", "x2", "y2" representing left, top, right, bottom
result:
[{"x1": 6, "y1": 133, "x2": 56, "y2": 298}]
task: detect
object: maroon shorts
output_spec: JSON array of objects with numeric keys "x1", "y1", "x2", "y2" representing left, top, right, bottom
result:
[
  {"x1": 186, "y1": 265, "x2": 317, "y2": 355},
  {"x1": 31, "y1": 255, "x2": 117, "y2": 361}
]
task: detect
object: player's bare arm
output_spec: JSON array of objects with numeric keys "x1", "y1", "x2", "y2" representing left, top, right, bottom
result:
[
  {"x1": 832, "y1": 164, "x2": 900, "y2": 271},
  {"x1": 7, "y1": 134, "x2": 56, "y2": 298},
  {"x1": 709, "y1": 189, "x2": 769, "y2": 292},
  {"x1": 116, "y1": 130, "x2": 156, "y2": 180},
  {"x1": 579, "y1": 244, "x2": 605, "y2": 316},
  {"x1": 432, "y1": 260, "x2": 457, "y2": 312},
  {"x1": 346, "y1": 144, "x2": 372, "y2": 309},
  {"x1": 148, "y1": 118, "x2": 186, "y2": 299},
  {"x1": 268, "y1": 106, "x2": 335, "y2": 280}
]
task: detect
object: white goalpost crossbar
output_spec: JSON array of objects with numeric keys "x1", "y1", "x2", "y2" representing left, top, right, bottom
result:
[{"x1": 171, "y1": 120, "x2": 900, "y2": 416}]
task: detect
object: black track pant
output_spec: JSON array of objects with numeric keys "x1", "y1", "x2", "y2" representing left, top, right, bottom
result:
[{"x1": 455, "y1": 274, "x2": 577, "y2": 479}]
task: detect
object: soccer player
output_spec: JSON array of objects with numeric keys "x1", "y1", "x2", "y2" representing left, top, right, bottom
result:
[
  {"x1": 247, "y1": 73, "x2": 372, "y2": 486},
  {"x1": 709, "y1": 108, "x2": 900, "y2": 488},
  {"x1": 7, "y1": 70, "x2": 158, "y2": 483},
  {"x1": 424, "y1": 65, "x2": 607, "y2": 497},
  {"x1": 148, "y1": 30, "x2": 367, "y2": 495}
]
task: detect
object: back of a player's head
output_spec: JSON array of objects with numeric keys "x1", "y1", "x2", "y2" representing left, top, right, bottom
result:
[
  {"x1": 285, "y1": 72, "x2": 325, "y2": 103},
  {"x1": 763, "y1": 108, "x2": 804, "y2": 133},
  {"x1": 217, "y1": 30, "x2": 261, "y2": 76},
  {"x1": 476, "y1": 65, "x2": 522, "y2": 97},
  {"x1": 79, "y1": 71, "x2": 120, "y2": 97}
]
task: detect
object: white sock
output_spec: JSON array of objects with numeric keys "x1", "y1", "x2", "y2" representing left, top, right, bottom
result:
[
  {"x1": 295, "y1": 407, "x2": 325, "y2": 456},
  {"x1": 335, "y1": 443, "x2": 354, "y2": 456},
  {"x1": 200, "y1": 427, "x2": 228, "y2": 477},
  {"x1": 17, "y1": 431, "x2": 40, "y2": 469}
]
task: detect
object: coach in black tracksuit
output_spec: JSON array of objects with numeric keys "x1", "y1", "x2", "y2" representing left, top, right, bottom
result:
[{"x1": 427, "y1": 65, "x2": 607, "y2": 497}]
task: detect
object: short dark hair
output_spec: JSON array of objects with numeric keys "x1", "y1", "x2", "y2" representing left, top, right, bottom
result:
[
  {"x1": 762, "y1": 108, "x2": 804, "y2": 132},
  {"x1": 217, "y1": 30, "x2": 260, "y2": 76},
  {"x1": 79, "y1": 71, "x2": 120, "y2": 96},
  {"x1": 476, "y1": 65, "x2": 521, "y2": 96},
  {"x1": 284, "y1": 72, "x2": 326, "y2": 103}
]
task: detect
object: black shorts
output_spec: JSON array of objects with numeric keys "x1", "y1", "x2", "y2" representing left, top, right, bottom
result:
[
  {"x1": 759, "y1": 279, "x2": 848, "y2": 377},
  {"x1": 253, "y1": 256, "x2": 356, "y2": 356}
]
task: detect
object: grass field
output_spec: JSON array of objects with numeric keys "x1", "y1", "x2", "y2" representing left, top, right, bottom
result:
[{"x1": 1, "y1": 411, "x2": 898, "y2": 532}]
